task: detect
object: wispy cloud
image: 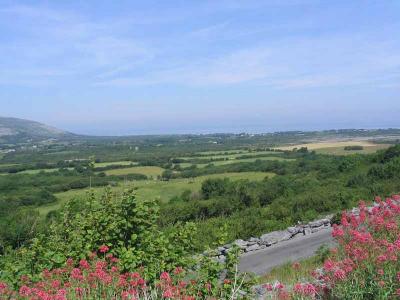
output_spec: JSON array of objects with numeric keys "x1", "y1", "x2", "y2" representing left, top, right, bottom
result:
[
  {"x1": 0, "y1": 4, "x2": 154, "y2": 85},
  {"x1": 0, "y1": 1, "x2": 399, "y2": 91},
  {"x1": 96, "y1": 30, "x2": 400, "y2": 89}
]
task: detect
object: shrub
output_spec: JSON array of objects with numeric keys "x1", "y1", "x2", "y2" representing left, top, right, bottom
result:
[
  {"x1": 323, "y1": 196, "x2": 400, "y2": 299},
  {"x1": 260, "y1": 196, "x2": 400, "y2": 299},
  {"x1": 0, "y1": 245, "x2": 249, "y2": 299},
  {"x1": 0, "y1": 190, "x2": 198, "y2": 284}
]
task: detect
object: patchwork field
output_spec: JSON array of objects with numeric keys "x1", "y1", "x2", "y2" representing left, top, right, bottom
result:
[
  {"x1": 276, "y1": 140, "x2": 391, "y2": 155},
  {"x1": 179, "y1": 156, "x2": 292, "y2": 168},
  {"x1": 0, "y1": 163, "x2": 20, "y2": 168},
  {"x1": 195, "y1": 149, "x2": 248, "y2": 155},
  {"x1": 104, "y1": 166, "x2": 164, "y2": 177},
  {"x1": 179, "y1": 150, "x2": 277, "y2": 161},
  {"x1": 94, "y1": 161, "x2": 136, "y2": 168},
  {"x1": 17, "y1": 168, "x2": 59, "y2": 175},
  {"x1": 39, "y1": 171, "x2": 275, "y2": 215}
]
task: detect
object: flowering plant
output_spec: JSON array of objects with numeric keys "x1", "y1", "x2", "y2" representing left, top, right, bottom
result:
[
  {"x1": 259, "y1": 195, "x2": 400, "y2": 299},
  {"x1": 0, "y1": 246, "x2": 248, "y2": 300}
]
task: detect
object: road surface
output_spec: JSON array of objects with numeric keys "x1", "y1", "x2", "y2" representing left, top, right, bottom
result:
[{"x1": 238, "y1": 228, "x2": 334, "y2": 275}]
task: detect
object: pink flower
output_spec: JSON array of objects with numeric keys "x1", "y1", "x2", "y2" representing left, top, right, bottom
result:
[
  {"x1": 99, "y1": 245, "x2": 109, "y2": 253},
  {"x1": 324, "y1": 259, "x2": 336, "y2": 272},
  {"x1": 111, "y1": 266, "x2": 119, "y2": 273},
  {"x1": 334, "y1": 269, "x2": 346, "y2": 281},
  {"x1": 376, "y1": 255, "x2": 387, "y2": 264},
  {"x1": 163, "y1": 288, "x2": 173, "y2": 298},
  {"x1": 160, "y1": 272, "x2": 171, "y2": 282},
  {"x1": 292, "y1": 262, "x2": 301, "y2": 270},
  {"x1": 51, "y1": 280, "x2": 61, "y2": 289},
  {"x1": 332, "y1": 224, "x2": 344, "y2": 238},
  {"x1": 70, "y1": 268, "x2": 83, "y2": 280},
  {"x1": 19, "y1": 285, "x2": 31, "y2": 297},
  {"x1": 174, "y1": 266, "x2": 183, "y2": 275},
  {"x1": 79, "y1": 259, "x2": 90, "y2": 269},
  {"x1": 262, "y1": 283, "x2": 273, "y2": 291},
  {"x1": 0, "y1": 282, "x2": 7, "y2": 292},
  {"x1": 293, "y1": 283, "x2": 302, "y2": 294},
  {"x1": 274, "y1": 282, "x2": 285, "y2": 290},
  {"x1": 66, "y1": 258, "x2": 74, "y2": 267},
  {"x1": 75, "y1": 287, "x2": 84, "y2": 297}
]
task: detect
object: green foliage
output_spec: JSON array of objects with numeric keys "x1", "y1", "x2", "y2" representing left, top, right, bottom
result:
[
  {"x1": 344, "y1": 145, "x2": 364, "y2": 151},
  {"x1": 0, "y1": 190, "x2": 197, "y2": 283}
]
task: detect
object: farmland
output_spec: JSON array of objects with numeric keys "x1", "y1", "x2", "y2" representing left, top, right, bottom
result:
[
  {"x1": 94, "y1": 160, "x2": 136, "y2": 168},
  {"x1": 275, "y1": 140, "x2": 391, "y2": 155},
  {"x1": 1, "y1": 130, "x2": 400, "y2": 274},
  {"x1": 39, "y1": 171, "x2": 274, "y2": 215},
  {"x1": 104, "y1": 166, "x2": 164, "y2": 177}
]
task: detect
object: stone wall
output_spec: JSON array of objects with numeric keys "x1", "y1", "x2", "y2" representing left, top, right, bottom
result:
[{"x1": 211, "y1": 216, "x2": 333, "y2": 263}]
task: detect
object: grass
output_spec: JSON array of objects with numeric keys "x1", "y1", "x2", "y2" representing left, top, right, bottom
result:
[
  {"x1": 258, "y1": 246, "x2": 330, "y2": 285},
  {"x1": 0, "y1": 163, "x2": 20, "y2": 167},
  {"x1": 179, "y1": 156, "x2": 292, "y2": 168},
  {"x1": 39, "y1": 171, "x2": 275, "y2": 216},
  {"x1": 195, "y1": 149, "x2": 248, "y2": 155},
  {"x1": 276, "y1": 140, "x2": 391, "y2": 155},
  {"x1": 258, "y1": 257, "x2": 321, "y2": 285},
  {"x1": 17, "y1": 168, "x2": 59, "y2": 175},
  {"x1": 94, "y1": 161, "x2": 137, "y2": 168},
  {"x1": 180, "y1": 150, "x2": 277, "y2": 161},
  {"x1": 314, "y1": 144, "x2": 390, "y2": 155},
  {"x1": 104, "y1": 166, "x2": 164, "y2": 177}
]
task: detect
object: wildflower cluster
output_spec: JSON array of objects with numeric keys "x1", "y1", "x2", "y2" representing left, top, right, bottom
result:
[
  {"x1": 259, "y1": 195, "x2": 400, "y2": 299},
  {"x1": 0, "y1": 246, "x2": 244, "y2": 300},
  {"x1": 324, "y1": 196, "x2": 400, "y2": 299}
]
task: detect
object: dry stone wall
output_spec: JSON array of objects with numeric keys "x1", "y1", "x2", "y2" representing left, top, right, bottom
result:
[{"x1": 211, "y1": 217, "x2": 333, "y2": 263}]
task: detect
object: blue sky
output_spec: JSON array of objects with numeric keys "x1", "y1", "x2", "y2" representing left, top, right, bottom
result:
[{"x1": 0, "y1": 0, "x2": 399, "y2": 135}]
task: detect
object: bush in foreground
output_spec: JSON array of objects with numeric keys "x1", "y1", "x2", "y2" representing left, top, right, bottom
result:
[{"x1": 0, "y1": 245, "x2": 248, "y2": 300}]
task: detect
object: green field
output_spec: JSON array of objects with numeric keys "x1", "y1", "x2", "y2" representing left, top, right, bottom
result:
[
  {"x1": 17, "y1": 168, "x2": 60, "y2": 175},
  {"x1": 195, "y1": 149, "x2": 248, "y2": 155},
  {"x1": 277, "y1": 141, "x2": 391, "y2": 155},
  {"x1": 180, "y1": 150, "x2": 277, "y2": 161},
  {"x1": 104, "y1": 166, "x2": 164, "y2": 177},
  {"x1": 179, "y1": 156, "x2": 292, "y2": 168},
  {"x1": 179, "y1": 156, "x2": 293, "y2": 168},
  {"x1": 314, "y1": 144, "x2": 390, "y2": 155},
  {"x1": 94, "y1": 161, "x2": 136, "y2": 168},
  {"x1": 39, "y1": 171, "x2": 275, "y2": 215},
  {"x1": 0, "y1": 163, "x2": 20, "y2": 167}
]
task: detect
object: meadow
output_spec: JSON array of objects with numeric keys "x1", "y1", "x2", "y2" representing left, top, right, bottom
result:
[
  {"x1": 104, "y1": 166, "x2": 164, "y2": 177},
  {"x1": 179, "y1": 156, "x2": 292, "y2": 168},
  {"x1": 179, "y1": 150, "x2": 277, "y2": 161},
  {"x1": 39, "y1": 171, "x2": 274, "y2": 215},
  {"x1": 94, "y1": 160, "x2": 136, "y2": 168},
  {"x1": 275, "y1": 140, "x2": 391, "y2": 155},
  {"x1": 2, "y1": 130, "x2": 400, "y2": 298}
]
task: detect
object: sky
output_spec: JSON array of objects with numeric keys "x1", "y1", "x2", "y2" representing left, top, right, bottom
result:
[{"x1": 0, "y1": 0, "x2": 399, "y2": 135}]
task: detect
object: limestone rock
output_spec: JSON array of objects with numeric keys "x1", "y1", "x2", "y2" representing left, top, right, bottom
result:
[
  {"x1": 234, "y1": 239, "x2": 248, "y2": 249},
  {"x1": 260, "y1": 230, "x2": 291, "y2": 245}
]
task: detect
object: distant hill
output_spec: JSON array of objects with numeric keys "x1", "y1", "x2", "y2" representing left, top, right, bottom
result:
[{"x1": 0, "y1": 117, "x2": 73, "y2": 144}]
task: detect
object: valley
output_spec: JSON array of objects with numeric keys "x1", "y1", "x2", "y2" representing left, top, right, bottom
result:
[{"x1": 1, "y1": 119, "x2": 400, "y2": 298}]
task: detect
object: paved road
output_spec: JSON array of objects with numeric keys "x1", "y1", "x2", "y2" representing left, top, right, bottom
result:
[{"x1": 239, "y1": 228, "x2": 334, "y2": 275}]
